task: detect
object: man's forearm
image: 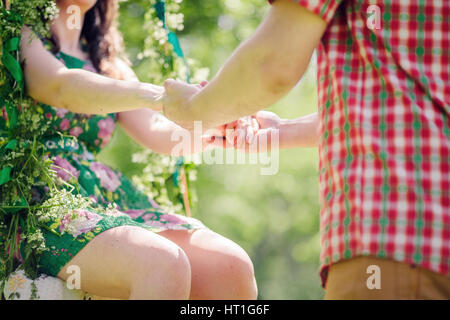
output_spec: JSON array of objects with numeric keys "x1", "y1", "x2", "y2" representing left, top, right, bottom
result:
[
  {"x1": 279, "y1": 112, "x2": 318, "y2": 149},
  {"x1": 185, "y1": 1, "x2": 326, "y2": 129}
]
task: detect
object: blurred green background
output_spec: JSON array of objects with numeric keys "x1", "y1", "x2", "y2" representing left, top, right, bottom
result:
[{"x1": 99, "y1": 0, "x2": 323, "y2": 299}]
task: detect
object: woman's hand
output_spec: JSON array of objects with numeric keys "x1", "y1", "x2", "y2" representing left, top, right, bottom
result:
[{"x1": 118, "y1": 80, "x2": 225, "y2": 156}]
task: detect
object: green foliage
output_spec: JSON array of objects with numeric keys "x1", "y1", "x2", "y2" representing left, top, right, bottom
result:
[
  {"x1": 100, "y1": 0, "x2": 324, "y2": 299},
  {"x1": 180, "y1": 0, "x2": 269, "y2": 74},
  {"x1": 7, "y1": 0, "x2": 58, "y2": 38},
  {"x1": 103, "y1": 0, "x2": 207, "y2": 215},
  {"x1": 119, "y1": 0, "x2": 209, "y2": 85},
  {"x1": 0, "y1": 0, "x2": 62, "y2": 295},
  {"x1": 130, "y1": 149, "x2": 198, "y2": 215}
]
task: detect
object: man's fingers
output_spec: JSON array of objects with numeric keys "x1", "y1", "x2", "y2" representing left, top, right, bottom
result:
[
  {"x1": 246, "y1": 125, "x2": 255, "y2": 144},
  {"x1": 203, "y1": 136, "x2": 229, "y2": 150},
  {"x1": 196, "y1": 81, "x2": 209, "y2": 89},
  {"x1": 236, "y1": 127, "x2": 247, "y2": 149},
  {"x1": 164, "y1": 79, "x2": 176, "y2": 92},
  {"x1": 225, "y1": 122, "x2": 237, "y2": 145},
  {"x1": 164, "y1": 79, "x2": 192, "y2": 93},
  {"x1": 201, "y1": 134, "x2": 215, "y2": 144},
  {"x1": 252, "y1": 118, "x2": 259, "y2": 131}
]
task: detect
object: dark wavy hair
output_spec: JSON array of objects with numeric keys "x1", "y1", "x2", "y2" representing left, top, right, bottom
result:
[{"x1": 50, "y1": 0, "x2": 125, "y2": 79}]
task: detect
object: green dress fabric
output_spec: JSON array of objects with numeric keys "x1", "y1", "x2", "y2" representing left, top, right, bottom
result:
[{"x1": 19, "y1": 47, "x2": 205, "y2": 277}]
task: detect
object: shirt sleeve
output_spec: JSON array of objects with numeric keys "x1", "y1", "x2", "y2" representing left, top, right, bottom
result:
[{"x1": 268, "y1": 0, "x2": 342, "y2": 24}]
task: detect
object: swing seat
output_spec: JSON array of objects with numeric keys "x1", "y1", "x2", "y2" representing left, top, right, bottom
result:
[{"x1": 3, "y1": 269, "x2": 85, "y2": 300}]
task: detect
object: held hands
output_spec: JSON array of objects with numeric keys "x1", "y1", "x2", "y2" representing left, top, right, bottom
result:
[
  {"x1": 161, "y1": 79, "x2": 228, "y2": 154},
  {"x1": 161, "y1": 78, "x2": 281, "y2": 153},
  {"x1": 206, "y1": 111, "x2": 282, "y2": 153}
]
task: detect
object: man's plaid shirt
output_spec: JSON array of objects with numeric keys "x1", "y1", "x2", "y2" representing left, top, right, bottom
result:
[{"x1": 271, "y1": 0, "x2": 449, "y2": 287}]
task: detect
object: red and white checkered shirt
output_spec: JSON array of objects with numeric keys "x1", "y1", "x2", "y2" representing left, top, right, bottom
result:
[{"x1": 271, "y1": 0, "x2": 449, "y2": 287}]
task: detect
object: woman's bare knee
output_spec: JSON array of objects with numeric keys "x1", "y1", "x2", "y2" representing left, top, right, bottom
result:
[
  {"x1": 130, "y1": 241, "x2": 191, "y2": 299},
  {"x1": 221, "y1": 252, "x2": 258, "y2": 300},
  {"x1": 57, "y1": 226, "x2": 191, "y2": 299},
  {"x1": 160, "y1": 229, "x2": 258, "y2": 300}
]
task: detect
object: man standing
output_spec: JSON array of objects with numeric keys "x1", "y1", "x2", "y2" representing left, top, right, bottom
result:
[{"x1": 163, "y1": 0, "x2": 449, "y2": 299}]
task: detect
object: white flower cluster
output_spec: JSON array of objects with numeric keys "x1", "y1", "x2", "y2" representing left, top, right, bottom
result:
[
  {"x1": 167, "y1": 13, "x2": 184, "y2": 31},
  {"x1": 35, "y1": 190, "x2": 93, "y2": 224},
  {"x1": 20, "y1": 229, "x2": 46, "y2": 255},
  {"x1": 152, "y1": 20, "x2": 169, "y2": 45},
  {"x1": 9, "y1": 0, "x2": 59, "y2": 38},
  {"x1": 43, "y1": 1, "x2": 58, "y2": 21}
]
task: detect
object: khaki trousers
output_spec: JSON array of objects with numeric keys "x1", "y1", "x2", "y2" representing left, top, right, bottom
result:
[{"x1": 324, "y1": 256, "x2": 450, "y2": 300}]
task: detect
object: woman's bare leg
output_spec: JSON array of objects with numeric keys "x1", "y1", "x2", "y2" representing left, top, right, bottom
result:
[
  {"x1": 159, "y1": 229, "x2": 258, "y2": 300},
  {"x1": 57, "y1": 226, "x2": 191, "y2": 300}
]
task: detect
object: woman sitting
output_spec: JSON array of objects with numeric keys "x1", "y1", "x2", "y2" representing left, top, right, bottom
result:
[{"x1": 14, "y1": 0, "x2": 257, "y2": 300}]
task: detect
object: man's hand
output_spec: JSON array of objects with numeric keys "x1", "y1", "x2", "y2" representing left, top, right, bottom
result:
[
  {"x1": 236, "y1": 111, "x2": 282, "y2": 153},
  {"x1": 162, "y1": 79, "x2": 208, "y2": 130}
]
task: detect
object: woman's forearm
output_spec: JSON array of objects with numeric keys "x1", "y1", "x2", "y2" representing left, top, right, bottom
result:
[
  {"x1": 279, "y1": 112, "x2": 318, "y2": 149},
  {"x1": 20, "y1": 26, "x2": 164, "y2": 115},
  {"x1": 55, "y1": 69, "x2": 164, "y2": 114},
  {"x1": 118, "y1": 109, "x2": 199, "y2": 156}
]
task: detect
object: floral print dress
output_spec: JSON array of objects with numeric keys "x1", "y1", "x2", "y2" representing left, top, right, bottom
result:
[{"x1": 26, "y1": 47, "x2": 205, "y2": 277}]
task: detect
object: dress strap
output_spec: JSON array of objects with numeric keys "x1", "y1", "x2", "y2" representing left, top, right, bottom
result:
[{"x1": 56, "y1": 51, "x2": 86, "y2": 69}]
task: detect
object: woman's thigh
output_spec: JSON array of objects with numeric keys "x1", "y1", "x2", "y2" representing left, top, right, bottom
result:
[
  {"x1": 57, "y1": 225, "x2": 191, "y2": 299},
  {"x1": 159, "y1": 228, "x2": 258, "y2": 300}
]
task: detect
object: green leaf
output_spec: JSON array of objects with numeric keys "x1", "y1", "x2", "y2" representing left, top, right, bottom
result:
[
  {"x1": 0, "y1": 166, "x2": 12, "y2": 186},
  {"x1": 4, "y1": 139, "x2": 17, "y2": 150}
]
